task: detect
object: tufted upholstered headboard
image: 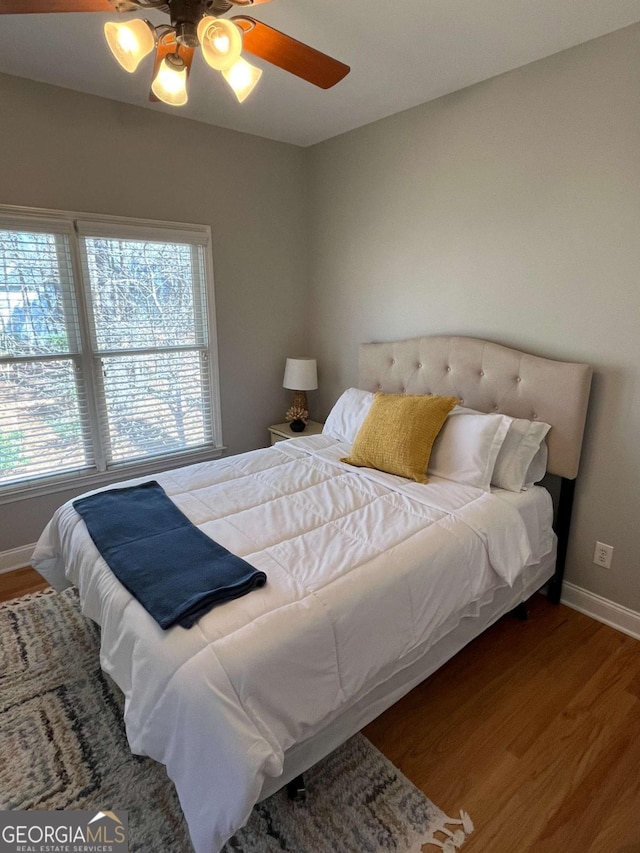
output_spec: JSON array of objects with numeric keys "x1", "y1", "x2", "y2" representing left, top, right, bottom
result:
[{"x1": 358, "y1": 336, "x2": 592, "y2": 480}]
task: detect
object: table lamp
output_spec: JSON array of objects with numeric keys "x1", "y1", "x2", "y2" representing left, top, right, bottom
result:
[{"x1": 283, "y1": 357, "x2": 318, "y2": 431}]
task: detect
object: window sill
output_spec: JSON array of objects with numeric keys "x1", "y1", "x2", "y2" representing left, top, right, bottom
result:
[{"x1": 0, "y1": 445, "x2": 226, "y2": 506}]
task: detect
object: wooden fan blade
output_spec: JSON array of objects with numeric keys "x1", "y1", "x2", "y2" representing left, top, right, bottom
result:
[
  {"x1": 0, "y1": 0, "x2": 114, "y2": 11},
  {"x1": 149, "y1": 38, "x2": 195, "y2": 103},
  {"x1": 233, "y1": 16, "x2": 349, "y2": 89}
]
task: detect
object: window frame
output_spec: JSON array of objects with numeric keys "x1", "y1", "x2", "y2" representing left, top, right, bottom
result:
[{"x1": 0, "y1": 204, "x2": 224, "y2": 505}]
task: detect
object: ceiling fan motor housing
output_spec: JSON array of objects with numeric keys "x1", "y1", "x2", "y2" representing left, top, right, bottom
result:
[
  {"x1": 169, "y1": 0, "x2": 209, "y2": 46},
  {"x1": 110, "y1": 0, "x2": 143, "y2": 11},
  {"x1": 204, "y1": 0, "x2": 235, "y2": 14}
]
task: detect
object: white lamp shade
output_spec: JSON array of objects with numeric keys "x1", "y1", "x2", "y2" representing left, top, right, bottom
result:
[
  {"x1": 198, "y1": 16, "x2": 242, "y2": 71},
  {"x1": 151, "y1": 56, "x2": 189, "y2": 106},
  {"x1": 283, "y1": 358, "x2": 318, "y2": 391},
  {"x1": 104, "y1": 19, "x2": 155, "y2": 73},
  {"x1": 222, "y1": 56, "x2": 262, "y2": 103}
]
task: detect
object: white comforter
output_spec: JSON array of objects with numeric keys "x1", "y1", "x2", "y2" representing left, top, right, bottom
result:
[{"x1": 33, "y1": 435, "x2": 543, "y2": 852}]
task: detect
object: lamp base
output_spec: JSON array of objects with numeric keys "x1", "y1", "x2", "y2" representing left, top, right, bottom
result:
[
  {"x1": 285, "y1": 390, "x2": 310, "y2": 426},
  {"x1": 292, "y1": 390, "x2": 308, "y2": 412}
]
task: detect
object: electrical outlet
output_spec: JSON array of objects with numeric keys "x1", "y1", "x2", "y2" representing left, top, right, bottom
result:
[{"x1": 594, "y1": 541, "x2": 613, "y2": 569}]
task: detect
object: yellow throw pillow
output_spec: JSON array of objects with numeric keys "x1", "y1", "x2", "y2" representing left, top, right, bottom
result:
[{"x1": 341, "y1": 392, "x2": 459, "y2": 483}]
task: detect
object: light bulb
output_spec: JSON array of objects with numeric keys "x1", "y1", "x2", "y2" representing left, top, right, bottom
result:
[
  {"x1": 222, "y1": 56, "x2": 262, "y2": 103},
  {"x1": 151, "y1": 55, "x2": 189, "y2": 106},
  {"x1": 197, "y1": 16, "x2": 242, "y2": 71},
  {"x1": 213, "y1": 34, "x2": 230, "y2": 53},
  {"x1": 104, "y1": 19, "x2": 155, "y2": 73}
]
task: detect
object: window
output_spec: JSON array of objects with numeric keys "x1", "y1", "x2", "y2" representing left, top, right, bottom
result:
[{"x1": 0, "y1": 207, "x2": 222, "y2": 496}]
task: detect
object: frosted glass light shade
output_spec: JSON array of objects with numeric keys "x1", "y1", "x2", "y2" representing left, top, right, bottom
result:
[
  {"x1": 197, "y1": 16, "x2": 242, "y2": 71},
  {"x1": 151, "y1": 56, "x2": 189, "y2": 106},
  {"x1": 222, "y1": 56, "x2": 262, "y2": 103},
  {"x1": 283, "y1": 358, "x2": 318, "y2": 391},
  {"x1": 104, "y1": 19, "x2": 155, "y2": 73}
]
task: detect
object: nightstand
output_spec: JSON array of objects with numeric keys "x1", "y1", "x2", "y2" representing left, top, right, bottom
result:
[{"x1": 268, "y1": 420, "x2": 324, "y2": 445}]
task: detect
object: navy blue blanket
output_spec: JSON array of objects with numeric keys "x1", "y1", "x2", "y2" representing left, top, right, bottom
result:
[{"x1": 73, "y1": 481, "x2": 267, "y2": 629}]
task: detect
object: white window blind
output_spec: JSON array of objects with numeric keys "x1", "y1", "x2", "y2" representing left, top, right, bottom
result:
[{"x1": 0, "y1": 208, "x2": 221, "y2": 494}]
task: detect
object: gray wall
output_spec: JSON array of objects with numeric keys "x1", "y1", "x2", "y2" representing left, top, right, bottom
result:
[
  {"x1": 0, "y1": 73, "x2": 309, "y2": 549},
  {"x1": 307, "y1": 24, "x2": 640, "y2": 611},
  {"x1": 2, "y1": 23, "x2": 640, "y2": 613}
]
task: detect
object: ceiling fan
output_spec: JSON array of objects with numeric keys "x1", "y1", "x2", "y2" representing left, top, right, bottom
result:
[{"x1": 0, "y1": 0, "x2": 350, "y2": 105}]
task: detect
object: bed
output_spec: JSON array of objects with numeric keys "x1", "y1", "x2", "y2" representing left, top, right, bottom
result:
[{"x1": 32, "y1": 335, "x2": 592, "y2": 853}]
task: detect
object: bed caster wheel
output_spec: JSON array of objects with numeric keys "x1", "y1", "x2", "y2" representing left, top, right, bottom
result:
[{"x1": 287, "y1": 775, "x2": 307, "y2": 803}]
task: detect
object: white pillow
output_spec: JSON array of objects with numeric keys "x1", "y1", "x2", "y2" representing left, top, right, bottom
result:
[
  {"x1": 522, "y1": 441, "x2": 549, "y2": 488},
  {"x1": 492, "y1": 416, "x2": 551, "y2": 492},
  {"x1": 428, "y1": 409, "x2": 510, "y2": 491},
  {"x1": 322, "y1": 388, "x2": 375, "y2": 444}
]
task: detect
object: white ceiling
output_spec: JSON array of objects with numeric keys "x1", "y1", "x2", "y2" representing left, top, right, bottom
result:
[{"x1": 1, "y1": 0, "x2": 640, "y2": 146}]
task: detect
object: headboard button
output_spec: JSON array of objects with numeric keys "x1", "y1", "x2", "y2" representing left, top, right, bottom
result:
[
  {"x1": 446, "y1": 366, "x2": 452, "y2": 373},
  {"x1": 479, "y1": 370, "x2": 485, "y2": 377},
  {"x1": 417, "y1": 362, "x2": 423, "y2": 368}
]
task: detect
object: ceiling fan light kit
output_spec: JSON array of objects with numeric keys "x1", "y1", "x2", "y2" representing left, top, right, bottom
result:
[
  {"x1": 222, "y1": 54, "x2": 262, "y2": 101},
  {"x1": 151, "y1": 52, "x2": 189, "y2": 104},
  {"x1": 197, "y1": 15, "x2": 241, "y2": 70},
  {"x1": 3, "y1": 0, "x2": 350, "y2": 108},
  {"x1": 103, "y1": 17, "x2": 155, "y2": 72}
]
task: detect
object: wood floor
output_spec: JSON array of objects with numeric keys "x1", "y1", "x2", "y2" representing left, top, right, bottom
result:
[
  {"x1": 0, "y1": 566, "x2": 50, "y2": 602},
  {"x1": 3, "y1": 569, "x2": 640, "y2": 852},
  {"x1": 365, "y1": 594, "x2": 640, "y2": 853}
]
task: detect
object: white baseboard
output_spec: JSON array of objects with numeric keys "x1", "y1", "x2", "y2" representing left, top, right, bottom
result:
[
  {"x1": 0, "y1": 543, "x2": 36, "y2": 575},
  {"x1": 561, "y1": 581, "x2": 640, "y2": 641}
]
